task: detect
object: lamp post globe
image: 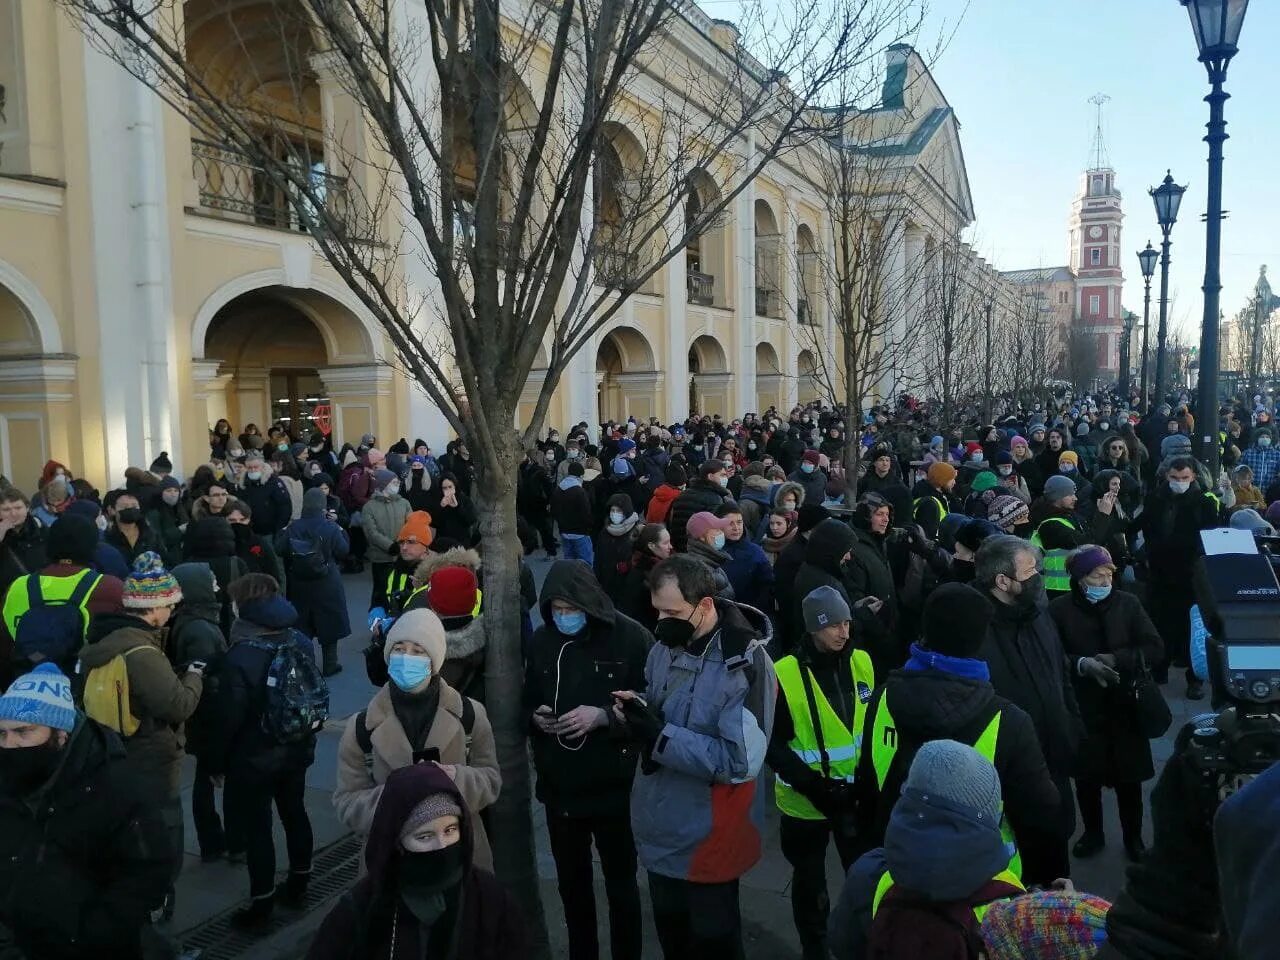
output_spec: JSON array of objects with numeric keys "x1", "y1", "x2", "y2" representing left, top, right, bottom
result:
[{"x1": 1181, "y1": 0, "x2": 1251, "y2": 478}]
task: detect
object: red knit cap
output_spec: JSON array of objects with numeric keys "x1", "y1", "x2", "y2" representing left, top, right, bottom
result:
[{"x1": 428, "y1": 566, "x2": 479, "y2": 619}]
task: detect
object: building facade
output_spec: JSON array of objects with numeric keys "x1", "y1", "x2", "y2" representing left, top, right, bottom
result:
[{"x1": 0, "y1": 2, "x2": 998, "y2": 492}]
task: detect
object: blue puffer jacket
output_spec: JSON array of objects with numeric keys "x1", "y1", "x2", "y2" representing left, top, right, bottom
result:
[
  {"x1": 828, "y1": 783, "x2": 1013, "y2": 959},
  {"x1": 631, "y1": 601, "x2": 775, "y2": 883}
]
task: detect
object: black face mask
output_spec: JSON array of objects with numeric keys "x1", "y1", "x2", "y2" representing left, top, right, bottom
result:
[
  {"x1": 117, "y1": 508, "x2": 143, "y2": 524},
  {"x1": 231, "y1": 523, "x2": 252, "y2": 547},
  {"x1": 397, "y1": 843, "x2": 466, "y2": 925},
  {"x1": 654, "y1": 610, "x2": 699, "y2": 648},
  {"x1": 0, "y1": 739, "x2": 63, "y2": 794},
  {"x1": 1013, "y1": 573, "x2": 1045, "y2": 611}
]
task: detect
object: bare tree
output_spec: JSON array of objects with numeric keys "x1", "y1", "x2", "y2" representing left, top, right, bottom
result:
[
  {"x1": 59, "y1": 0, "x2": 927, "y2": 943},
  {"x1": 916, "y1": 226, "x2": 985, "y2": 433},
  {"x1": 1061, "y1": 322, "x2": 1100, "y2": 393}
]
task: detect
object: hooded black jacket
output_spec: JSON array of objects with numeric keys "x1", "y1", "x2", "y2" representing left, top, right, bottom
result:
[
  {"x1": 852, "y1": 668, "x2": 1059, "y2": 853},
  {"x1": 525, "y1": 559, "x2": 651, "y2": 818},
  {"x1": 0, "y1": 718, "x2": 172, "y2": 960},
  {"x1": 668, "y1": 478, "x2": 730, "y2": 552},
  {"x1": 790, "y1": 519, "x2": 857, "y2": 644}
]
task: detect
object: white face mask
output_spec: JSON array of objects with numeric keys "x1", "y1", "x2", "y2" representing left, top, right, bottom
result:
[
  {"x1": 384, "y1": 482, "x2": 400, "y2": 497},
  {"x1": 1260, "y1": 437, "x2": 1273, "y2": 448},
  {"x1": 1169, "y1": 479, "x2": 1192, "y2": 495},
  {"x1": 609, "y1": 510, "x2": 625, "y2": 525},
  {"x1": 162, "y1": 490, "x2": 181, "y2": 506},
  {"x1": 246, "y1": 470, "x2": 262, "y2": 482},
  {"x1": 998, "y1": 465, "x2": 1013, "y2": 477}
]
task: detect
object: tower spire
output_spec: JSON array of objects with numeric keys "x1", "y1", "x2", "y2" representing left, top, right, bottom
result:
[{"x1": 1088, "y1": 93, "x2": 1111, "y2": 170}]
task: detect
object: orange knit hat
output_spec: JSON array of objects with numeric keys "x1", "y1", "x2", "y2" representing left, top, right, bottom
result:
[{"x1": 397, "y1": 510, "x2": 434, "y2": 546}]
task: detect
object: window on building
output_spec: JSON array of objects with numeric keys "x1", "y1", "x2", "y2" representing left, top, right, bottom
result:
[
  {"x1": 1058, "y1": 291, "x2": 1069, "y2": 305},
  {"x1": 1089, "y1": 295, "x2": 1101, "y2": 315},
  {"x1": 1090, "y1": 248, "x2": 1102, "y2": 266}
]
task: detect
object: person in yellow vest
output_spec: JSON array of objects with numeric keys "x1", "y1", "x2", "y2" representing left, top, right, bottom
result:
[
  {"x1": 910, "y1": 462, "x2": 956, "y2": 540},
  {"x1": 851, "y1": 582, "x2": 1060, "y2": 883},
  {"x1": 767, "y1": 584, "x2": 875, "y2": 960},
  {"x1": 829, "y1": 740, "x2": 1026, "y2": 959},
  {"x1": 1027, "y1": 475, "x2": 1119, "y2": 599}
]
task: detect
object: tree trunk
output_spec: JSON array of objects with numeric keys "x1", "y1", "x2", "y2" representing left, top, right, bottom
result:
[{"x1": 474, "y1": 431, "x2": 550, "y2": 957}]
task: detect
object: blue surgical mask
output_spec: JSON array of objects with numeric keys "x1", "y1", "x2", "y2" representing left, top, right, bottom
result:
[
  {"x1": 1083, "y1": 584, "x2": 1112, "y2": 604},
  {"x1": 801, "y1": 462, "x2": 815, "y2": 474},
  {"x1": 553, "y1": 610, "x2": 588, "y2": 635},
  {"x1": 388, "y1": 652, "x2": 432, "y2": 691},
  {"x1": 1060, "y1": 464, "x2": 1075, "y2": 474},
  {"x1": 711, "y1": 532, "x2": 727, "y2": 551},
  {"x1": 609, "y1": 510, "x2": 625, "y2": 525}
]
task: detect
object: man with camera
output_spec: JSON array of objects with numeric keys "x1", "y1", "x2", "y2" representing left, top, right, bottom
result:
[{"x1": 767, "y1": 585, "x2": 876, "y2": 960}]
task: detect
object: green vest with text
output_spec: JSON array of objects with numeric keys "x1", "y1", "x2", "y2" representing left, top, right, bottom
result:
[
  {"x1": 774, "y1": 649, "x2": 875, "y2": 820},
  {"x1": 870, "y1": 694, "x2": 1022, "y2": 880},
  {"x1": 1029, "y1": 517, "x2": 1076, "y2": 593}
]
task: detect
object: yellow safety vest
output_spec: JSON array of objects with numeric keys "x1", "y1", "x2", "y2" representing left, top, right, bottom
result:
[
  {"x1": 385, "y1": 567, "x2": 414, "y2": 614},
  {"x1": 774, "y1": 649, "x2": 875, "y2": 820},
  {"x1": 1029, "y1": 517, "x2": 1076, "y2": 593},
  {"x1": 2, "y1": 568, "x2": 101, "y2": 643},
  {"x1": 870, "y1": 695, "x2": 1022, "y2": 880},
  {"x1": 871, "y1": 866, "x2": 1025, "y2": 922},
  {"x1": 912, "y1": 492, "x2": 949, "y2": 525},
  {"x1": 404, "y1": 582, "x2": 483, "y2": 618}
]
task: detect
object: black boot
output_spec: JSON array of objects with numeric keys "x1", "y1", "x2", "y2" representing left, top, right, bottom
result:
[
  {"x1": 1124, "y1": 835, "x2": 1147, "y2": 863},
  {"x1": 1186, "y1": 678, "x2": 1205, "y2": 700},
  {"x1": 230, "y1": 896, "x2": 274, "y2": 930},
  {"x1": 1072, "y1": 832, "x2": 1105, "y2": 858},
  {"x1": 275, "y1": 870, "x2": 310, "y2": 909}
]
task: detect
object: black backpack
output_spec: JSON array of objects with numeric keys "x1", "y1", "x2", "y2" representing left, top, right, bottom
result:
[
  {"x1": 246, "y1": 630, "x2": 330, "y2": 742},
  {"x1": 287, "y1": 526, "x2": 329, "y2": 580},
  {"x1": 13, "y1": 572, "x2": 100, "y2": 661},
  {"x1": 867, "y1": 878, "x2": 1024, "y2": 960}
]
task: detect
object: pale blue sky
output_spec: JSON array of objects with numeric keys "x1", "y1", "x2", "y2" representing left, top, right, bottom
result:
[{"x1": 927, "y1": 0, "x2": 1280, "y2": 337}]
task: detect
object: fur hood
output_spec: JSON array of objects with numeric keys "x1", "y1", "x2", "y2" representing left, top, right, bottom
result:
[{"x1": 413, "y1": 546, "x2": 482, "y2": 585}]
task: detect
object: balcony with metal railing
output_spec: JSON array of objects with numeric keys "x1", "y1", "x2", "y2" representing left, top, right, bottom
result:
[
  {"x1": 755, "y1": 285, "x2": 780, "y2": 318},
  {"x1": 191, "y1": 139, "x2": 365, "y2": 240},
  {"x1": 687, "y1": 270, "x2": 714, "y2": 306}
]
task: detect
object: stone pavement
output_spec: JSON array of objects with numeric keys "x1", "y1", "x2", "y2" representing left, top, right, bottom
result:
[{"x1": 168, "y1": 559, "x2": 1199, "y2": 959}]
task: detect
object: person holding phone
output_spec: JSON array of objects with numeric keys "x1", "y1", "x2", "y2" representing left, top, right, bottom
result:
[{"x1": 334, "y1": 608, "x2": 501, "y2": 870}]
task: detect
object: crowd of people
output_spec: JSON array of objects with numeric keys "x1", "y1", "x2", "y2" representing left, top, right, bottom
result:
[{"x1": 0, "y1": 389, "x2": 1275, "y2": 960}]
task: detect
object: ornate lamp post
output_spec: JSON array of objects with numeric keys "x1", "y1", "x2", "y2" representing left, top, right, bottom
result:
[
  {"x1": 1138, "y1": 241, "x2": 1159, "y2": 410},
  {"x1": 1182, "y1": 0, "x2": 1250, "y2": 476},
  {"x1": 1248, "y1": 265, "x2": 1271, "y2": 399},
  {"x1": 1119, "y1": 311, "x2": 1136, "y2": 399},
  {"x1": 1150, "y1": 172, "x2": 1187, "y2": 412}
]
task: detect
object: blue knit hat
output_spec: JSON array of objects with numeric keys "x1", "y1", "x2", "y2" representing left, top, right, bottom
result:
[
  {"x1": 617, "y1": 437, "x2": 637, "y2": 455},
  {"x1": 0, "y1": 663, "x2": 78, "y2": 732}
]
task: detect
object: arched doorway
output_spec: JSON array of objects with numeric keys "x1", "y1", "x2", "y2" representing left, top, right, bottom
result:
[
  {"x1": 596, "y1": 326, "x2": 656, "y2": 423},
  {"x1": 688, "y1": 334, "x2": 729, "y2": 417},
  {"x1": 0, "y1": 279, "x2": 61, "y2": 489},
  {"x1": 754, "y1": 199, "x2": 781, "y2": 317},
  {"x1": 755, "y1": 341, "x2": 783, "y2": 414},
  {"x1": 200, "y1": 284, "x2": 384, "y2": 444}
]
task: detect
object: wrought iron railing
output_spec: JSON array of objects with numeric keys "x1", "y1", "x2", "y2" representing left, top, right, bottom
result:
[
  {"x1": 191, "y1": 138, "x2": 359, "y2": 238},
  {"x1": 687, "y1": 270, "x2": 715, "y2": 305},
  {"x1": 798, "y1": 297, "x2": 812, "y2": 324},
  {"x1": 756, "y1": 285, "x2": 780, "y2": 318}
]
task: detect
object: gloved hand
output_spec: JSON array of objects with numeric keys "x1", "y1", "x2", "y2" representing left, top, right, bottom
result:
[
  {"x1": 909, "y1": 523, "x2": 935, "y2": 556},
  {"x1": 1079, "y1": 656, "x2": 1121, "y2": 687},
  {"x1": 618, "y1": 695, "x2": 665, "y2": 745}
]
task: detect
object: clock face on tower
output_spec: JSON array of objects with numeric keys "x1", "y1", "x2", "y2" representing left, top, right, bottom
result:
[{"x1": 1088, "y1": 225, "x2": 1104, "y2": 240}]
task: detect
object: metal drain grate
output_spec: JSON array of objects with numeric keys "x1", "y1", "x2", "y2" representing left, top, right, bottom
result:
[{"x1": 180, "y1": 832, "x2": 363, "y2": 960}]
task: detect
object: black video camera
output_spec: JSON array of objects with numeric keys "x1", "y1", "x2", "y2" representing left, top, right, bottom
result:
[{"x1": 1188, "y1": 537, "x2": 1280, "y2": 788}]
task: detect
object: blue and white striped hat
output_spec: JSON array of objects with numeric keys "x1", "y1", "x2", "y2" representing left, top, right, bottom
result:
[{"x1": 0, "y1": 663, "x2": 78, "y2": 732}]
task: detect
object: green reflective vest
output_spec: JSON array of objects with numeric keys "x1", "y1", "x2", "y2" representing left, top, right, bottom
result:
[
  {"x1": 870, "y1": 695, "x2": 1022, "y2": 880},
  {"x1": 912, "y1": 492, "x2": 949, "y2": 525},
  {"x1": 385, "y1": 567, "x2": 414, "y2": 615},
  {"x1": 871, "y1": 866, "x2": 1024, "y2": 921},
  {"x1": 2, "y1": 568, "x2": 101, "y2": 645},
  {"x1": 1029, "y1": 517, "x2": 1077, "y2": 593},
  {"x1": 404, "y1": 582, "x2": 483, "y2": 618},
  {"x1": 774, "y1": 649, "x2": 875, "y2": 820}
]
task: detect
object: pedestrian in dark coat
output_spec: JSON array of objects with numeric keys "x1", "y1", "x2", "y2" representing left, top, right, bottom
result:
[
  {"x1": 594, "y1": 493, "x2": 642, "y2": 600},
  {"x1": 1049, "y1": 545, "x2": 1163, "y2": 863},
  {"x1": 427, "y1": 473, "x2": 478, "y2": 546},
  {"x1": 844, "y1": 495, "x2": 902, "y2": 676},
  {"x1": 0, "y1": 665, "x2": 172, "y2": 960},
  {"x1": 181, "y1": 515, "x2": 250, "y2": 635},
  {"x1": 667, "y1": 461, "x2": 731, "y2": 552},
  {"x1": 226, "y1": 499, "x2": 287, "y2": 588},
  {"x1": 974, "y1": 534, "x2": 1083, "y2": 883},
  {"x1": 525, "y1": 560, "x2": 649, "y2": 960},
  {"x1": 306, "y1": 763, "x2": 528, "y2": 960},
  {"x1": 0, "y1": 491, "x2": 47, "y2": 597},
  {"x1": 238, "y1": 458, "x2": 293, "y2": 535},
  {"x1": 773, "y1": 505, "x2": 830, "y2": 657},
  {"x1": 278, "y1": 487, "x2": 351, "y2": 675},
  {"x1": 789, "y1": 449, "x2": 828, "y2": 506},
  {"x1": 790, "y1": 518, "x2": 857, "y2": 651},
  {"x1": 618, "y1": 524, "x2": 672, "y2": 633},
  {"x1": 144, "y1": 477, "x2": 188, "y2": 567}
]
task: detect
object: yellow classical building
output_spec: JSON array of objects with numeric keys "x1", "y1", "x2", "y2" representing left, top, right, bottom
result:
[{"x1": 0, "y1": 0, "x2": 987, "y2": 493}]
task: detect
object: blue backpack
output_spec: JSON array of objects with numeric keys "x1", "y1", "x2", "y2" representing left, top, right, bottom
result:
[
  {"x1": 14, "y1": 572, "x2": 100, "y2": 662},
  {"x1": 247, "y1": 631, "x2": 329, "y2": 743}
]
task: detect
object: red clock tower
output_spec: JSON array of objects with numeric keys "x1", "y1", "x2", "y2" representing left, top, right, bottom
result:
[{"x1": 1067, "y1": 96, "x2": 1124, "y2": 379}]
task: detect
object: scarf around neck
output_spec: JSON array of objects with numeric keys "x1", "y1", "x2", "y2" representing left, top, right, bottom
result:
[{"x1": 903, "y1": 642, "x2": 991, "y2": 682}]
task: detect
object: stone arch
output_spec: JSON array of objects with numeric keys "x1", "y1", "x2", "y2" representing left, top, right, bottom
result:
[
  {"x1": 596, "y1": 325, "x2": 657, "y2": 422},
  {"x1": 688, "y1": 334, "x2": 728, "y2": 374},
  {"x1": 755, "y1": 341, "x2": 781, "y2": 376},
  {"x1": 688, "y1": 334, "x2": 730, "y2": 417},
  {"x1": 754, "y1": 341, "x2": 783, "y2": 416},
  {"x1": 0, "y1": 257, "x2": 63, "y2": 354}
]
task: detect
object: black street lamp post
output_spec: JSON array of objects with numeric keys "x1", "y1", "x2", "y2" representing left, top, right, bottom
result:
[
  {"x1": 1138, "y1": 241, "x2": 1158, "y2": 410},
  {"x1": 1182, "y1": 0, "x2": 1250, "y2": 477},
  {"x1": 1150, "y1": 172, "x2": 1187, "y2": 412},
  {"x1": 1119, "y1": 311, "x2": 1136, "y2": 399}
]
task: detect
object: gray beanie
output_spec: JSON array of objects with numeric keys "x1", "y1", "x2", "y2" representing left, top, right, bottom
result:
[
  {"x1": 399, "y1": 791, "x2": 463, "y2": 840},
  {"x1": 904, "y1": 739, "x2": 1001, "y2": 823},
  {"x1": 1043, "y1": 474, "x2": 1076, "y2": 503},
  {"x1": 1161, "y1": 433, "x2": 1193, "y2": 459},
  {"x1": 1230, "y1": 508, "x2": 1275, "y2": 536},
  {"x1": 802, "y1": 584, "x2": 851, "y2": 634},
  {"x1": 373, "y1": 468, "x2": 397, "y2": 491},
  {"x1": 1075, "y1": 422, "x2": 1089, "y2": 437}
]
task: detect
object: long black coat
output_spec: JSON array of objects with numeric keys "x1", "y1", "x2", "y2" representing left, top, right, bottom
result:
[
  {"x1": 1049, "y1": 587, "x2": 1164, "y2": 783},
  {"x1": 278, "y1": 512, "x2": 351, "y2": 645},
  {"x1": 668, "y1": 478, "x2": 730, "y2": 552},
  {"x1": 0, "y1": 719, "x2": 172, "y2": 959}
]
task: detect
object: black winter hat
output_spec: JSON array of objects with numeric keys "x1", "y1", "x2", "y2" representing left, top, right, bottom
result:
[
  {"x1": 922, "y1": 582, "x2": 993, "y2": 658},
  {"x1": 665, "y1": 464, "x2": 688, "y2": 486},
  {"x1": 796, "y1": 503, "x2": 829, "y2": 533},
  {"x1": 150, "y1": 451, "x2": 173, "y2": 474},
  {"x1": 389, "y1": 438, "x2": 410, "y2": 455},
  {"x1": 47, "y1": 514, "x2": 100, "y2": 566}
]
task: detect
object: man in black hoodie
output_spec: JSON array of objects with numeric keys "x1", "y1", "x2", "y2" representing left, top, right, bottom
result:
[
  {"x1": 668, "y1": 460, "x2": 730, "y2": 552},
  {"x1": 525, "y1": 560, "x2": 651, "y2": 960},
  {"x1": 852, "y1": 582, "x2": 1060, "y2": 885},
  {"x1": 973, "y1": 534, "x2": 1082, "y2": 883}
]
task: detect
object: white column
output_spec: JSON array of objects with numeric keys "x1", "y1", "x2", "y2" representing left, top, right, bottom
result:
[
  {"x1": 663, "y1": 127, "x2": 688, "y2": 423},
  {"x1": 560, "y1": 47, "x2": 598, "y2": 438},
  {"x1": 732, "y1": 132, "x2": 757, "y2": 415}
]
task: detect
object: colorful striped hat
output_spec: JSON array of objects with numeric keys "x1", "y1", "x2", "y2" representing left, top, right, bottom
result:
[
  {"x1": 980, "y1": 890, "x2": 1111, "y2": 959},
  {"x1": 122, "y1": 551, "x2": 184, "y2": 609}
]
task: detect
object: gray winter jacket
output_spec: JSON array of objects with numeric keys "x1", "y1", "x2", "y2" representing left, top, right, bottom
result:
[
  {"x1": 631, "y1": 600, "x2": 776, "y2": 883},
  {"x1": 361, "y1": 493, "x2": 411, "y2": 564}
]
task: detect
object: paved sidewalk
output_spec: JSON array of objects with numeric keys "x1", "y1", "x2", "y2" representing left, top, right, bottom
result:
[{"x1": 168, "y1": 561, "x2": 1196, "y2": 958}]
